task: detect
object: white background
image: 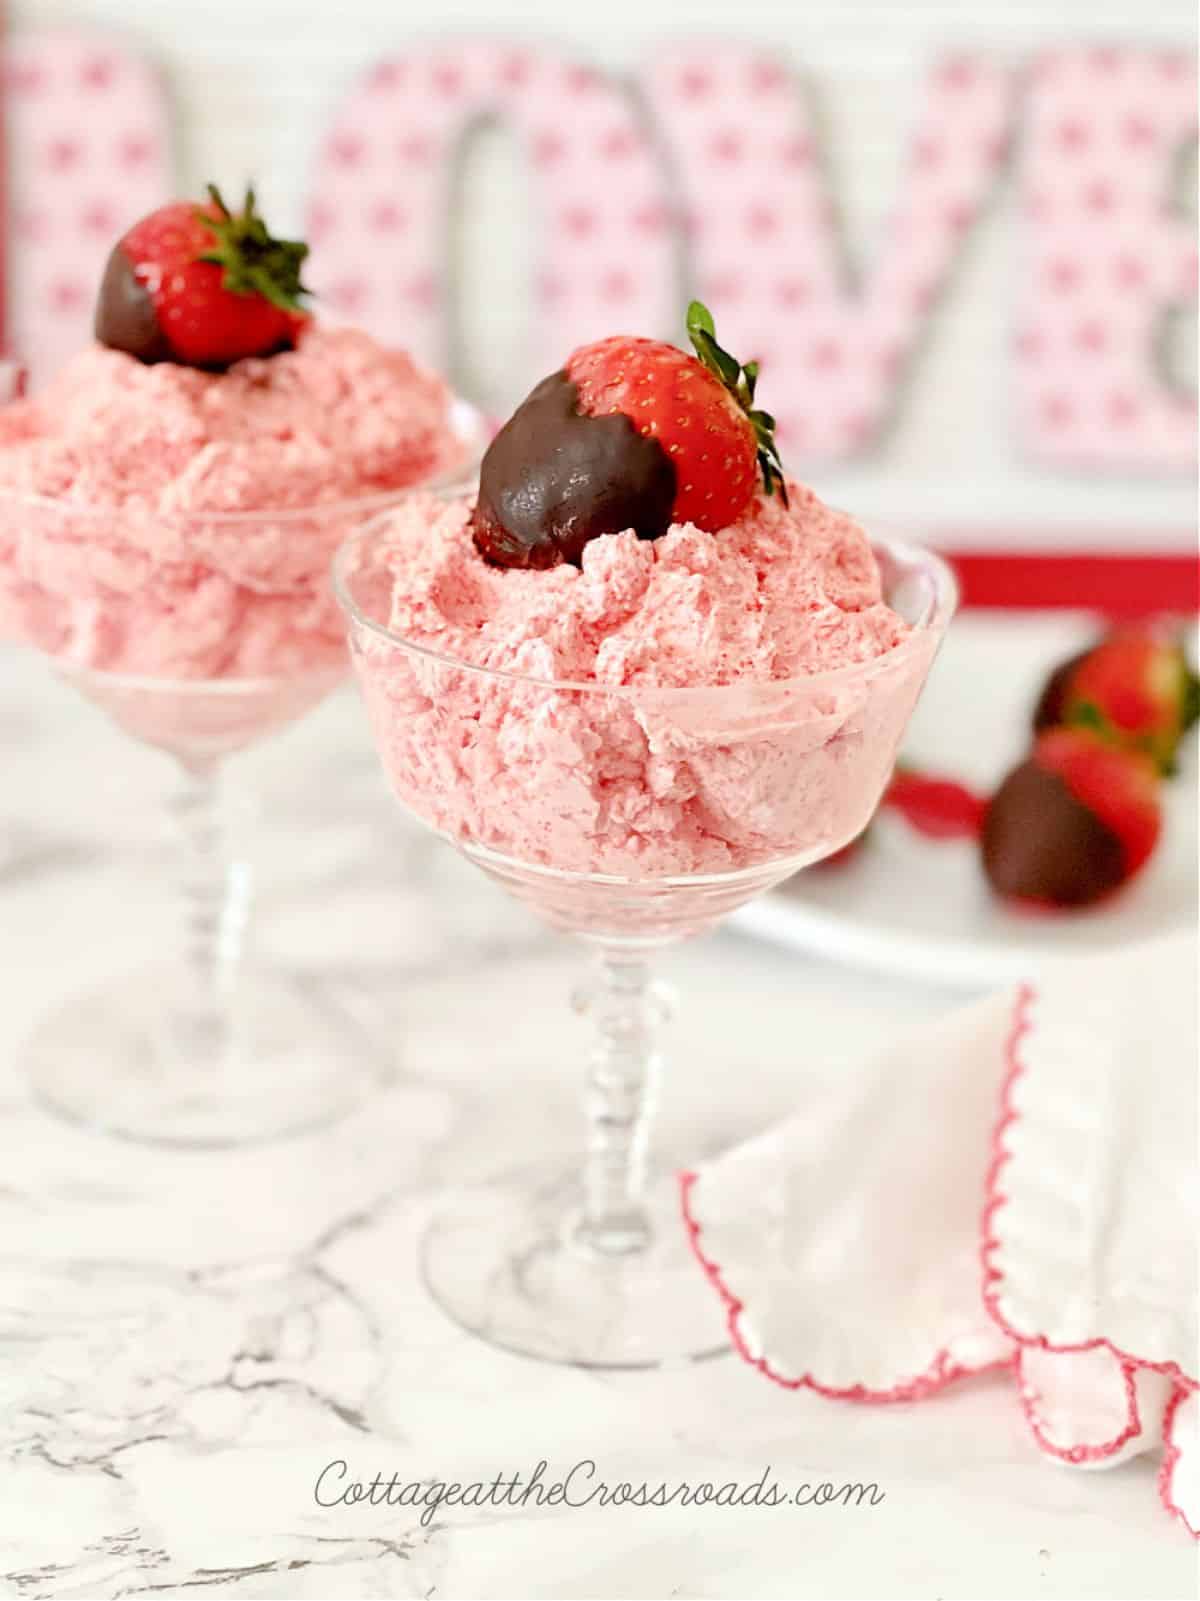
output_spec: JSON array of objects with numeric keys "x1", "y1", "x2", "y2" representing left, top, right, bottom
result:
[{"x1": 11, "y1": 0, "x2": 1199, "y2": 541}]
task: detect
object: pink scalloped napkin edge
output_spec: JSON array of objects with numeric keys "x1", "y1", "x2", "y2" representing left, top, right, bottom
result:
[{"x1": 680, "y1": 933, "x2": 1197, "y2": 1536}]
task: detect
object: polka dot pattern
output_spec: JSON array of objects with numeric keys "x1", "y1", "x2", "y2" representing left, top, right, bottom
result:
[
  {"x1": 4, "y1": 32, "x2": 172, "y2": 386},
  {"x1": 305, "y1": 43, "x2": 674, "y2": 378},
  {"x1": 1016, "y1": 48, "x2": 1197, "y2": 469},
  {"x1": 647, "y1": 45, "x2": 1015, "y2": 459}
]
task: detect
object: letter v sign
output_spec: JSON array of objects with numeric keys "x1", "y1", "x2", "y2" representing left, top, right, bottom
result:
[{"x1": 646, "y1": 46, "x2": 1016, "y2": 460}]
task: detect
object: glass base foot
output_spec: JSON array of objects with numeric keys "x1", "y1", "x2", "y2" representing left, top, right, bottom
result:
[
  {"x1": 421, "y1": 1163, "x2": 729, "y2": 1369},
  {"x1": 22, "y1": 965, "x2": 385, "y2": 1147}
]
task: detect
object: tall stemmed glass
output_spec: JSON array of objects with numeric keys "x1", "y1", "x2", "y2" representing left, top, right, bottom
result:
[
  {"x1": 8, "y1": 406, "x2": 485, "y2": 1148},
  {"x1": 334, "y1": 493, "x2": 956, "y2": 1367}
]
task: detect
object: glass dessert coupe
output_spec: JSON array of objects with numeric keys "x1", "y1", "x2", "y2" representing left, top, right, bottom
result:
[
  {"x1": 334, "y1": 491, "x2": 957, "y2": 1368},
  {"x1": 12, "y1": 403, "x2": 486, "y2": 1148}
]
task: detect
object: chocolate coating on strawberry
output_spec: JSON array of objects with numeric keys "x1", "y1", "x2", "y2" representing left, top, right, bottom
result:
[
  {"x1": 982, "y1": 728, "x2": 1161, "y2": 909},
  {"x1": 95, "y1": 246, "x2": 173, "y2": 364},
  {"x1": 472, "y1": 373, "x2": 675, "y2": 569},
  {"x1": 981, "y1": 759, "x2": 1126, "y2": 907},
  {"x1": 472, "y1": 302, "x2": 787, "y2": 571}
]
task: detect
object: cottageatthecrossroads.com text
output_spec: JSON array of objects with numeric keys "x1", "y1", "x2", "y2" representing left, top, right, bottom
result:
[{"x1": 314, "y1": 1459, "x2": 886, "y2": 1526}]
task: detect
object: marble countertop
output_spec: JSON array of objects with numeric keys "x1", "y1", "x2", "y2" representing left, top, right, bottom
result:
[{"x1": 0, "y1": 635, "x2": 1191, "y2": 1600}]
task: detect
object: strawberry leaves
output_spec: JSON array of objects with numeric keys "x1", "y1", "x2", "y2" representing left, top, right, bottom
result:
[
  {"x1": 686, "y1": 299, "x2": 788, "y2": 505},
  {"x1": 197, "y1": 184, "x2": 310, "y2": 314},
  {"x1": 1182, "y1": 658, "x2": 1200, "y2": 735}
]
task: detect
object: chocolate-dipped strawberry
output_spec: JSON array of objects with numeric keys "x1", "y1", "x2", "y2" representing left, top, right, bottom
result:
[
  {"x1": 472, "y1": 301, "x2": 786, "y2": 569},
  {"x1": 981, "y1": 728, "x2": 1161, "y2": 908},
  {"x1": 96, "y1": 185, "x2": 310, "y2": 370},
  {"x1": 1031, "y1": 629, "x2": 1199, "y2": 775},
  {"x1": 1031, "y1": 647, "x2": 1091, "y2": 734}
]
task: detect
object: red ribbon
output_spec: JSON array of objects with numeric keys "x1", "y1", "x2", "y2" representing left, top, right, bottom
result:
[{"x1": 942, "y1": 548, "x2": 1199, "y2": 618}]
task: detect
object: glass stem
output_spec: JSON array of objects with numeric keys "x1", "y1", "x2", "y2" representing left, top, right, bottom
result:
[
  {"x1": 573, "y1": 945, "x2": 671, "y2": 1257},
  {"x1": 168, "y1": 757, "x2": 248, "y2": 1063}
]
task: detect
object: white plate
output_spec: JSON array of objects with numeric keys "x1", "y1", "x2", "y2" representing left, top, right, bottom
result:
[
  {"x1": 732, "y1": 614, "x2": 1199, "y2": 991},
  {"x1": 733, "y1": 797, "x2": 1196, "y2": 990}
]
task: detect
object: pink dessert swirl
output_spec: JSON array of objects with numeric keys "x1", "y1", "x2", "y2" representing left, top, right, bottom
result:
[
  {"x1": 0, "y1": 325, "x2": 457, "y2": 678},
  {"x1": 348, "y1": 483, "x2": 934, "y2": 878}
]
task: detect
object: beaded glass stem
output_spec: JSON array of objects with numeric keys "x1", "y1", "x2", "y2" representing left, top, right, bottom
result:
[{"x1": 20, "y1": 658, "x2": 365, "y2": 1147}]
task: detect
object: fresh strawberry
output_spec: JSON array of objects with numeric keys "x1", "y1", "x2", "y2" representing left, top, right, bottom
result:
[
  {"x1": 471, "y1": 301, "x2": 786, "y2": 568},
  {"x1": 95, "y1": 185, "x2": 310, "y2": 370},
  {"x1": 1031, "y1": 647, "x2": 1091, "y2": 733},
  {"x1": 982, "y1": 727, "x2": 1162, "y2": 908},
  {"x1": 1032, "y1": 629, "x2": 1199, "y2": 774},
  {"x1": 567, "y1": 302, "x2": 783, "y2": 530}
]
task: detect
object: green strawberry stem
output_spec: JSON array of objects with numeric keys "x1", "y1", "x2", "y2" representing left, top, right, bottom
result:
[
  {"x1": 686, "y1": 300, "x2": 788, "y2": 505},
  {"x1": 196, "y1": 184, "x2": 310, "y2": 313},
  {"x1": 1182, "y1": 658, "x2": 1200, "y2": 735}
]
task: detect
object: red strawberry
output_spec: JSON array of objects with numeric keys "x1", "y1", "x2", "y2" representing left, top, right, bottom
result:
[
  {"x1": 981, "y1": 727, "x2": 1162, "y2": 908},
  {"x1": 95, "y1": 185, "x2": 310, "y2": 370},
  {"x1": 1030, "y1": 647, "x2": 1090, "y2": 732},
  {"x1": 1033, "y1": 629, "x2": 1199, "y2": 774},
  {"x1": 472, "y1": 301, "x2": 786, "y2": 568}
]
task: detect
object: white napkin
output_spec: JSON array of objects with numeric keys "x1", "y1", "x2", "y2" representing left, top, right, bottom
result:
[{"x1": 681, "y1": 935, "x2": 1197, "y2": 1535}]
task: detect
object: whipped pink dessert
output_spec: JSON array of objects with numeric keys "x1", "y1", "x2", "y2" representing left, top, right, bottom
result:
[
  {"x1": 349, "y1": 484, "x2": 933, "y2": 878},
  {"x1": 0, "y1": 325, "x2": 457, "y2": 677},
  {"x1": 343, "y1": 308, "x2": 946, "y2": 882},
  {"x1": 385, "y1": 484, "x2": 906, "y2": 685}
]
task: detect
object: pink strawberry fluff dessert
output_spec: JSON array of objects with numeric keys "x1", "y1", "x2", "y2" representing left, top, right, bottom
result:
[
  {"x1": 339, "y1": 308, "x2": 950, "y2": 882},
  {"x1": 343, "y1": 483, "x2": 937, "y2": 878},
  {"x1": 0, "y1": 325, "x2": 459, "y2": 677}
]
